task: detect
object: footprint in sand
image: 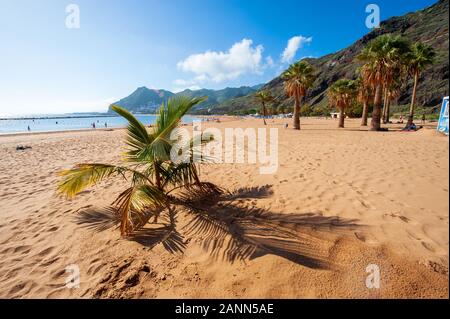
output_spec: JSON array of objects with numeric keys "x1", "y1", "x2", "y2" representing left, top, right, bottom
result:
[
  {"x1": 35, "y1": 246, "x2": 55, "y2": 257},
  {"x1": 382, "y1": 212, "x2": 411, "y2": 223},
  {"x1": 421, "y1": 241, "x2": 436, "y2": 253},
  {"x1": 354, "y1": 232, "x2": 378, "y2": 245}
]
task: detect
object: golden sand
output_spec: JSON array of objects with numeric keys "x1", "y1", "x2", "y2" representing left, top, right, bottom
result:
[{"x1": 0, "y1": 117, "x2": 448, "y2": 298}]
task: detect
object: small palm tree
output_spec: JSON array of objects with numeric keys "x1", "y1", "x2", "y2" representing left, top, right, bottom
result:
[
  {"x1": 328, "y1": 79, "x2": 358, "y2": 128},
  {"x1": 254, "y1": 90, "x2": 273, "y2": 125},
  {"x1": 405, "y1": 42, "x2": 436, "y2": 127},
  {"x1": 58, "y1": 96, "x2": 221, "y2": 236},
  {"x1": 357, "y1": 34, "x2": 411, "y2": 131},
  {"x1": 282, "y1": 61, "x2": 315, "y2": 130}
]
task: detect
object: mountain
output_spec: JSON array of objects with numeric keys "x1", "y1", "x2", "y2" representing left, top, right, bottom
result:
[
  {"x1": 109, "y1": 87, "x2": 174, "y2": 113},
  {"x1": 109, "y1": 84, "x2": 264, "y2": 113},
  {"x1": 210, "y1": 0, "x2": 449, "y2": 115}
]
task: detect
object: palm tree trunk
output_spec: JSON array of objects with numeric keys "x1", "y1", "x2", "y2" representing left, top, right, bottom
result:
[
  {"x1": 385, "y1": 99, "x2": 391, "y2": 123},
  {"x1": 361, "y1": 100, "x2": 368, "y2": 126},
  {"x1": 262, "y1": 102, "x2": 267, "y2": 125},
  {"x1": 192, "y1": 164, "x2": 201, "y2": 186},
  {"x1": 154, "y1": 161, "x2": 162, "y2": 190},
  {"x1": 371, "y1": 84, "x2": 382, "y2": 131},
  {"x1": 382, "y1": 87, "x2": 388, "y2": 124},
  {"x1": 407, "y1": 70, "x2": 419, "y2": 127},
  {"x1": 338, "y1": 108, "x2": 345, "y2": 128},
  {"x1": 293, "y1": 96, "x2": 301, "y2": 130}
]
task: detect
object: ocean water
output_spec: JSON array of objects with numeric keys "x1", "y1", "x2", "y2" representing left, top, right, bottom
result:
[{"x1": 0, "y1": 114, "x2": 201, "y2": 134}]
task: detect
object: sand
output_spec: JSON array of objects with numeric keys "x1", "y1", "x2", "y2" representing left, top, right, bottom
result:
[{"x1": 0, "y1": 117, "x2": 448, "y2": 298}]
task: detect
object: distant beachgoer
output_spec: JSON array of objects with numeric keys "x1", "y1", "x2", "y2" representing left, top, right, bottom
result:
[
  {"x1": 105, "y1": 122, "x2": 107, "y2": 128},
  {"x1": 93, "y1": 122, "x2": 96, "y2": 129},
  {"x1": 421, "y1": 114, "x2": 426, "y2": 124},
  {"x1": 56, "y1": 121, "x2": 58, "y2": 124},
  {"x1": 27, "y1": 125, "x2": 30, "y2": 132},
  {"x1": 284, "y1": 123, "x2": 288, "y2": 129}
]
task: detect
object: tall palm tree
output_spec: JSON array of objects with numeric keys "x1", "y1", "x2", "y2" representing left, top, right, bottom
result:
[
  {"x1": 405, "y1": 42, "x2": 436, "y2": 127},
  {"x1": 328, "y1": 79, "x2": 358, "y2": 128},
  {"x1": 383, "y1": 80, "x2": 402, "y2": 124},
  {"x1": 357, "y1": 34, "x2": 411, "y2": 131},
  {"x1": 254, "y1": 90, "x2": 273, "y2": 125},
  {"x1": 282, "y1": 61, "x2": 315, "y2": 130},
  {"x1": 58, "y1": 96, "x2": 222, "y2": 236},
  {"x1": 356, "y1": 76, "x2": 373, "y2": 126}
]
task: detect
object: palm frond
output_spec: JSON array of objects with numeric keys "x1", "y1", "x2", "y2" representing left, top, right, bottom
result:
[
  {"x1": 113, "y1": 184, "x2": 167, "y2": 235},
  {"x1": 143, "y1": 96, "x2": 207, "y2": 163},
  {"x1": 110, "y1": 105, "x2": 152, "y2": 163},
  {"x1": 58, "y1": 163, "x2": 149, "y2": 198}
]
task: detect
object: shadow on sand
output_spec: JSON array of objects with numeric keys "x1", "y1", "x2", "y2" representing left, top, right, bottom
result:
[{"x1": 74, "y1": 185, "x2": 362, "y2": 269}]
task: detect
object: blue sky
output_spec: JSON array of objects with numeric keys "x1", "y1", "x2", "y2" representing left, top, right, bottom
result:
[{"x1": 0, "y1": 0, "x2": 438, "y2": 116}]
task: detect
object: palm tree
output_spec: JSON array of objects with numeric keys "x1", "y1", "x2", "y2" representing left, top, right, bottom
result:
[
  {"x1": 277, "y1": 104, "x2": 286, "y2": 115},
  {"x1": 282, "y1": 61, "x2": 315, "y2": 130},
  {"x1": 357, "y1": 34, "x2": 411, "y2": 131},
  {"x1": 405, "y1": 42, "x2": 436, "y2": 127},
  {"x1": 58, "y1": 96, "x2": 222, "y2": 236},
  {"x1": 356, "y1": 75, "x2": 373, "y2": 126},
  {"x1": 254, "y1": 89, "x2": 273, "y2": 125},
  {"x1": 328, "y1": 79, "x2": 358, "y2": 128}
]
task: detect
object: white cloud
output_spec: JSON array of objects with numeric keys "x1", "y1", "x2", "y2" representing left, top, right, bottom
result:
[
  {"x1": 177, "y1": 39, "x2": 265, "y2": 83},
  {"x1": 281, "y1": 36, "x2": 312, "y2": 64},
  {"x1": 173, "y1": 79, "x2": 192, "y2": 86},
  {"x1": 266, "y1": 56, "x2": 275, "y2": 68}
]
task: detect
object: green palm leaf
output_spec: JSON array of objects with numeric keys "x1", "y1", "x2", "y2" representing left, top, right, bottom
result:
[
  {"x1": 110, "y1": 104, "x2": 154, "y2": 163},
  {"x1": 58, "y1": 163, "x2": 150, "y2": 198}
]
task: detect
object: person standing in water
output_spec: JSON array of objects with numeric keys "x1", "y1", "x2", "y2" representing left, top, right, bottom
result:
[{"x1": 27, "y1": 125, "x2": 30, "y2": 132}]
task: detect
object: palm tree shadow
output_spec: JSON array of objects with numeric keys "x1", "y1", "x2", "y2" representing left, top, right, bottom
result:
[
  {"x1": 74, "y1": 206, "x2": 185, "y2": 253},
  {"x1": 129, "y1": 225, "x2": 186, "y2": 254},
  {"x1": 74, "y1": 206, "x2": 119, "y2": 232},
  {"x1": 178, "y1": 185, "x2": 362, "y2": 269},
  {"x1": 74, "y1": 185, "x2": 362, "y2": 269}
]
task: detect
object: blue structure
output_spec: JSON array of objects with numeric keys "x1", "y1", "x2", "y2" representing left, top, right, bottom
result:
[{"x1": 437, "y1": 96, "x2": 449, "y2": 135}]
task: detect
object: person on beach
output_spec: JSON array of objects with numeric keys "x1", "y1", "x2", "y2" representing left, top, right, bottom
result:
[
  {"x1": 421, "y1": 114, "x2": 426, "y2": 124},
  {"x1": 105, "y1": 122, "x2": 107, "y2": 128},
  {"x1": 27, "y1": 125, "x2": 30, "y2": 132}
]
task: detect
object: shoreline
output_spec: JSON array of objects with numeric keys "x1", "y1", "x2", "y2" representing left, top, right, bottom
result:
[{"x1": 0, "y1": 115, "x2": 241, "y2": 138}]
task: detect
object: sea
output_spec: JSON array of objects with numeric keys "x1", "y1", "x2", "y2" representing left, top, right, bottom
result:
[{"x1": 0, "y1": 113, "x2": 201, "y2": 134}]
